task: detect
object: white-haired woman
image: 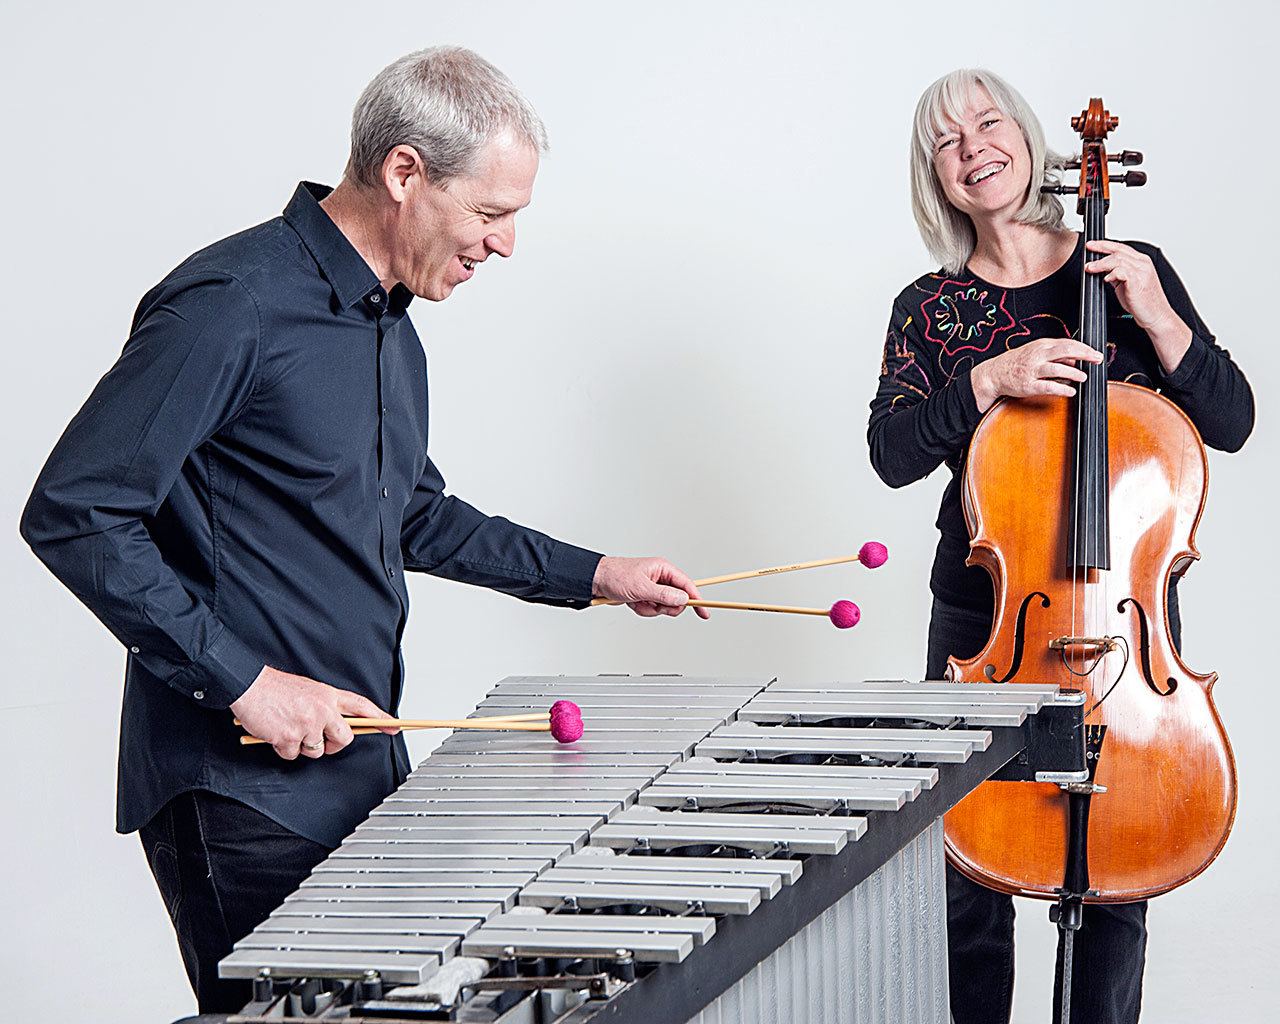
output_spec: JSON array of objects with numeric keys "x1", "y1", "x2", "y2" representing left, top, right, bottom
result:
[{"x1": 867, "y1": 69, "x2": 1253, "y2": 1024}]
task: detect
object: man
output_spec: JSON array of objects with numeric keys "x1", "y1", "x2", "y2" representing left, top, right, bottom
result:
[{"x1": 20, "y1": 46, "x2": 705, "y2": 1014}]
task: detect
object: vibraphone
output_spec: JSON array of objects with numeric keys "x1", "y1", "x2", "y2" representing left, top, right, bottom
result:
[{"x1": 216, "y1": 675, "x2": 1084, "y2": 1023}]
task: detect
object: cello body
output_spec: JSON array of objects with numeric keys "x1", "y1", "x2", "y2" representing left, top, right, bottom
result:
[{"x1": 944, "y1": 382, "x2": 1236, "y2": 901}]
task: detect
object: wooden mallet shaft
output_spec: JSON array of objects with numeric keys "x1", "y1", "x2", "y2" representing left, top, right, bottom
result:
[
  {"x1": 239, "y1": 717, "x2": 550, "y2": 745},
  {"x1": 590, "y1": 545, "x2": 886, "y2": 607}
]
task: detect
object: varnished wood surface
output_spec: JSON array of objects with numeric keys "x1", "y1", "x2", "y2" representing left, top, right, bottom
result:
[{"x1": 945, "y1": 382, "x2": 1236, "y2": 902}]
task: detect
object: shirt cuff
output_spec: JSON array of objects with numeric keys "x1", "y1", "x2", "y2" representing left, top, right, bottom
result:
[
  {"x1": 1161, "y1": 333, "x2": 1208, "y2": 391},
  {"x1": 167, "y1": 626, "x2": 264, "y2": 709},
  {"x1": 543, "y1": 542, "x2": 605, "y2": 608}
]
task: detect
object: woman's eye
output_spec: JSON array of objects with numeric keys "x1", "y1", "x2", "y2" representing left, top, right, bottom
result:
[
  {"x1": 981, "y1": 119, "x2": 1000, "y2": 129},
  {"x1": 937, "y1": 138, "x2": 957, "y2": 151}
]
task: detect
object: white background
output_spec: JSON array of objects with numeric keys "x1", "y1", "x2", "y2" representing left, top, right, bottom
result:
[{"x1": 1, "y1": 1, "x2": 1275, "y2": 1020}]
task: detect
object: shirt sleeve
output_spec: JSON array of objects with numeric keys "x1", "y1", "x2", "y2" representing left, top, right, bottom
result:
[
  {"x1": 400, "y1": 457, "x2": 603, "y2": 608},
  {"x1": 1150, "y1": 249, "x2": 1254, "y2": 453},
  {"x1": 20, "y1": 275, "x2": 266, "y2": 708},
  {"x1": 867, "y1": 294, "x2": 985, "y2": 488}
]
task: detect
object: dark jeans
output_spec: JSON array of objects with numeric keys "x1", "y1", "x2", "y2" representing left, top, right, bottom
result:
[
  {"x1": 927, "y1": 593, "x2": 1180, "y2": 1024},
  {"x1": 139, "y1": 790, "x2": 332, "y2": 1014}
]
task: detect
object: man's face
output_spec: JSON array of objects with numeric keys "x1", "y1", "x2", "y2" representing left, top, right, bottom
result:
[{"x1": 391, "y1": 131, "x2": 539, "y2": 301}]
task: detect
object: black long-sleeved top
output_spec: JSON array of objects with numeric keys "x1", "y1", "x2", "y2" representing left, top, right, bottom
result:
[
  {"x1": 867, "y1": 235, "x2": 1253, "y2": 614},
  {"x1": 21, "y1": 183, "x2": 603, "y2": 847}
]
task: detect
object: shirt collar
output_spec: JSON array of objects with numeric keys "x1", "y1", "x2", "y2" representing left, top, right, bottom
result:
[{"x1": 283, "y1": 182, "x2": 413, "y2": 313}]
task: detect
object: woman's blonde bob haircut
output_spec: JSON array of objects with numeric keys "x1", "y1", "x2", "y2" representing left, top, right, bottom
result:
[{"x1": 910, "y1": 69, "x2": 1066, "y2": 273}]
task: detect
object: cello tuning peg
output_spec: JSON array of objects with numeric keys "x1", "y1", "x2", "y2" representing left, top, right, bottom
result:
[
  {"x1": 1108, "y1": 150, "x2": 1143, "y2": 166},
  {"x1": 1041, "y1": 182, "x2": 1078, "y2": 195},
  {"x1": 1063, "y1": 158, "x2": 1083, "y2": 170},
  {"x1": 1108, "y1": 170, "x2": 1147, "y2": 187}
]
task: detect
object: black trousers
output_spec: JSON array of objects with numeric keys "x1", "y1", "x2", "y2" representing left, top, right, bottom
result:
[
  {"x1": 139, "y1": 790, "x2": 332, "y2": 1014},
  {"x1": 927, "y1": 594, "x2": 1180, "y2": 1024}
]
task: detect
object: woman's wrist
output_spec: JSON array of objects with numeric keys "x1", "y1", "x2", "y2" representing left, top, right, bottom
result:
[
  {"x1": 970, "y1": 362, "x2": 998, "y2": 413},
  {"x1": 1146, "y1": 315, "x2": 1193, "y2": 376}
]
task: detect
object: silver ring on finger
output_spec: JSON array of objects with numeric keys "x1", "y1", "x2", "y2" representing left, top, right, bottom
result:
[{"x1": 302, "y1": 739, "x2": 325, "y2": 751}]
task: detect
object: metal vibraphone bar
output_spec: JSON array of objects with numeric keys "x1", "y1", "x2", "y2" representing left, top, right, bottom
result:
[{"x1": 217, "y1": 674, "x2": 1084, "y2": 1024}]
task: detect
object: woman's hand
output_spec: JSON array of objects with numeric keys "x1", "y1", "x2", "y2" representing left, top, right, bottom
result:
[
  {"x1": 970, "y1": 338, "x2": 1103, "y2": 413},
  {"x1": 1085, "y1": 240, "x2": 1192, "y2": 373}
]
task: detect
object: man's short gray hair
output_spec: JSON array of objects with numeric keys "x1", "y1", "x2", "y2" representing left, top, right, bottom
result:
[
  {"x1": 909, "y1": 68, "x2": 1066, "y2": 274},
  {"x1": 345, "y1": 46, "x2": 549, "y2": 188}
]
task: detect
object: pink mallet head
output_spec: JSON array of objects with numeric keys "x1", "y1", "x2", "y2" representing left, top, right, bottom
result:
[
  {"x1": 859, "y1": 541, "x2": 888, "y2": 569},
  {"x1": 829, "y1": 600, "x2": 861, "y2": 629},
  {"x1": 550, "y1": 710, "x2": 584, "y2": 744},
  {"x1": 550, "y1": 699, "x2": 581, "y2": 717}
]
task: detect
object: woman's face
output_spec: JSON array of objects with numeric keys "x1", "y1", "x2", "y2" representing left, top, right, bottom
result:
[{"x1": 932, "y1": 86, "x2": 1032, "y2": 223}]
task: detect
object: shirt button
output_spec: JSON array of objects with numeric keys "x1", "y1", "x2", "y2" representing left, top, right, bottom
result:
[
  {"x1": 382, "y1": 487, "x2": 389, "y2": 498},
  {"x1": 193, "y1": 690, "x2": 205, "y2": 700},
  {"x1": 369, "y1": 292, "x2": 382, "y2": 304},
  {"x1": 130, "y1": 646, "x2": 140, "y2": 654},
  {"x1": 387, "y1": 567, "x2": 396, "y2": 579}
]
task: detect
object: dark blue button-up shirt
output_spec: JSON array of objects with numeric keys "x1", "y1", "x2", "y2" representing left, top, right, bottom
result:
[{"x1": 21, "y1": 183, "x2": 603, "y2": 846}]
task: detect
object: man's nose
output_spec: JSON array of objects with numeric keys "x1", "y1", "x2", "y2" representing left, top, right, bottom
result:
[{"x1": 486, "y1": 221, "x2": 516, "y2": 259}]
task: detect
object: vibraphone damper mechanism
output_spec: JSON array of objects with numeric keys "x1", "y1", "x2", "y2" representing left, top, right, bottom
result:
[{"x1": 205, "y1": 673, "x2": 1084, "y2": 1024}]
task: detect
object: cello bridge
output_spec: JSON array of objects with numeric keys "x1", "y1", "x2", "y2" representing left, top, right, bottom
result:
[{"x1": 1049, "y1": 636, "x2": 1119, "y2": 653}]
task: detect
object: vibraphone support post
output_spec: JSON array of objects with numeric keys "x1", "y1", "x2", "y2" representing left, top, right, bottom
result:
[{"x1": 1050, "y1": 775, "x2": 1105, "y2": 1024}]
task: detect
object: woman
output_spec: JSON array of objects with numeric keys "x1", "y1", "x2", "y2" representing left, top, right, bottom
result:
[{"x1": 867, "y1": 69, "x2": 1253, "y2": 1024}]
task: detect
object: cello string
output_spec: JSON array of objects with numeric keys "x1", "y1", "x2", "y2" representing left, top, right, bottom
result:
[{"x1": 1070, "y1": 162, "x2": 1087, "y2": 677}]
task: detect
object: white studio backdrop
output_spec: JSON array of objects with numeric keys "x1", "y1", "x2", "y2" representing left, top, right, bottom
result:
[{"x1": 1, "y1": 1, "x2": 1275, "y2": 1021}]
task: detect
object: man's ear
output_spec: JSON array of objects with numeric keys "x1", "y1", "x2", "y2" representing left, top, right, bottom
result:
[{"x1": 381, "y1": 145, "x2": 426, "y2": 203}]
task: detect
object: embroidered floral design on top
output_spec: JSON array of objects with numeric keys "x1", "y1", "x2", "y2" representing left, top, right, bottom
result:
[
  {"x1": 882, "y1": 316, "x2": 932, "y2": 407},
  {"x1": 919, "y1": 278, "x2": 1018, "y2": 357}
]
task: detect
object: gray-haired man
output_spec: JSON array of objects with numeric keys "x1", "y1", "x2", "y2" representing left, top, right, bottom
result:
[{"x1": 21, "y1": 46, "x2": 704, "y2": 1013}]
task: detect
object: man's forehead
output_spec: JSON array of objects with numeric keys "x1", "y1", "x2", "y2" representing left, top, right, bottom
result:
[{"x1": 465, "y1": 132, "x2": 539, "y2": 208}]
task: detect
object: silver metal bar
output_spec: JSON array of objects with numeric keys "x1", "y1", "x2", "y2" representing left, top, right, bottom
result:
[
  {"x1": 378, "y1": 798, "x2": 626, "y2": 816},
  {"x1": 461, "y1": 928, "x2": 694, "y2": 963},
  {"x1": 277, "y1": 900, "x2": 500, "y2": 919},
  {"x1": 295, "y1": 887, "x2": 516, "y2": 907},
  {"x1": 667, "y1": 758, "x2": 938, "y2": 789},
  {"x1": 262, "y1": 916, "x2": 483, "y2": 936},
  {"x1": 422, "y1": 747, "x2": 680, "y2": 762},
  {"x1": 482, "y1": 912, "x2": 717, "y2": 945},
  {"x1": 638, "y1": 784, "x2": 906, "y2": 812},
  {"x1": 592, "y1": 821, "x2": 847, "y2": 856},
  {"x1": 317, "y1": 865, "x2": 547, "y2": 880},
  {"x1": 350, "y1": 827, "x2": 589, "y2": 848},
  {"x1": 518, "y1": 880, "x2": 761, "y2": 915},
  {"x1": 334, "y1": 842, "x2": 561, "y2": 861},
  {"x1": 235, "y1": 931, "x2": 459, "y2": 956},
  {"x1": 739, "y1": 702, "x2": 1026, "y2": 728},
  {"x1": 555, "y1": 852, "x2": 804, "y2": 884},
  {"x1": 614, "y1": 808, "x2": 867, "y2": 837},
  {"x1": 219, "y1": 948, "x2": 440, "y2": 984},
  {"x1": 361, "y1": 813, "x2": 601, "y2": 829},
  {"x1": 302, "y1": 872, "x2": 526, "y2": 889},
  {"x1": 539, "y1": 866, "x2": 782, "y2": 898},
  {"x1": 661, "y1": 770, "x2": 919, "y2": 799}
]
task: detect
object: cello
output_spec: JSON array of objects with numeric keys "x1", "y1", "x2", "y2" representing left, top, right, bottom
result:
[{"x1": 943, "y1": 99, "x2": 1236, "y2": 905}]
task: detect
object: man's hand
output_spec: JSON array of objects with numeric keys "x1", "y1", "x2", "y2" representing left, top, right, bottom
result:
[
  {"x1": 593, "y1": 556, "x2": 710, "y2": 619},
  {"x1": 970, "y1": 338, "x2": 1103, "y2": 413},
  {"x1": 230, "y1": 666, "x2": 399, "y2": 761}
]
